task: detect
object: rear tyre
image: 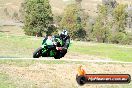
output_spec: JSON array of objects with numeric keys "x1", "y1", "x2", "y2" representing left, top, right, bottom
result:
[{"x1": 33, "y1": 47, "x2": 42, "y2": 58}]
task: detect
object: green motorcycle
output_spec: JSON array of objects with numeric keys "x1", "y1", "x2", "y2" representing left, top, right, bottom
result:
[{"x1": 33, "y1": 36, "x2": 66, "y2": 59}]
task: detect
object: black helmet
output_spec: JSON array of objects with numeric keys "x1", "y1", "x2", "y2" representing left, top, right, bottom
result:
[{"x1": 60, "y1": 30, "x2": 68, "y2": 39}]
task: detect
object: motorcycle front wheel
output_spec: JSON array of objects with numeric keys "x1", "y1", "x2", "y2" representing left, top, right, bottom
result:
[
  {"x1": 54, "y1": 51, "x2": 61, "y2": 59},
  {"x1": 33, "y1": 47, "x2": 42, "y2": 58}
]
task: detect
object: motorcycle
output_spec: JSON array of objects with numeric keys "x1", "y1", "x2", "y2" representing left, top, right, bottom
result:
[{"x1": 33, "y1": 36, "x2": 67, "y2": 59}]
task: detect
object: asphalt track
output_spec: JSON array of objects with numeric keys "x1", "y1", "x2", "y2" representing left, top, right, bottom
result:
[{"x1": 0, "y1": 58, "x2": 132, "y2": 64}]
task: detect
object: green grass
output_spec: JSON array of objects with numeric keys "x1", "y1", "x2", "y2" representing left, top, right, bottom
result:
[
  {"x1": 0, "y1": 59, "x2": 77, "y2": 67},
  {"x1": 0, "y1": 59, "x2": 132, "y2": 88},
  {"x1": 0, "y1": 33, "x2": 42, "y2": 58},
  {"x1": 0, "y1": 68, "x2": 38, "y2": 88},
  {"x1": 0, "y1": 72, "x2": 16, "y2": 88},
  {"x1": 0, "y1": 59, "x2": 36, "y2": 67},
  {"x1": 69, "y1": 41, "x2": 132, "y2": 62},
  {"x1": 0, "y1": 59, "x2": 96, "y2": 67},
  {"x1": 0, "y1": 32, "x2": 132, "y2": 62},
  {"x1": 0, "y1": 26, "x2": 24, "y2": 35},
  {"x1": 0, "y1": 59, "x2": 132, "y2": 68}
]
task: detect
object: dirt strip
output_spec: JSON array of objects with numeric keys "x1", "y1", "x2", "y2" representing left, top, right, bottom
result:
[{"x1": 0, "y1": 62, "x2": 132, "y2": 88}]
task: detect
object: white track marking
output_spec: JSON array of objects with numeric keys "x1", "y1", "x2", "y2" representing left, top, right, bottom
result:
[{"x1": 0, "y1": 58, "x2": 132, "y2": 64}]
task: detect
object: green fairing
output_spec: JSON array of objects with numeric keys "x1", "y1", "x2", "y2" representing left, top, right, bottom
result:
[
  {"x1": 50, "y1": 51, "x2": 55, "y2": 56},
  {"x1": 55, "y1": 38, "x2": 63, "y2": 46},
  {"x1": 33, "y1": 36, "x2": 70, "y2": 58},
  {"x1": 41, "y1": 37, "x2": 63, "y2": 57}
]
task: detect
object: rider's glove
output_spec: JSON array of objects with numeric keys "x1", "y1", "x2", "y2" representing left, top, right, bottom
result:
[{"x1": 56, "y1": 47, "x2": 63, "y2": 51}]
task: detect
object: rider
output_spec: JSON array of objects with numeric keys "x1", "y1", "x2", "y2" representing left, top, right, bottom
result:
[
  {"x1": 55, "y1": 29, "x2": 70, "y2": 57},
  {"x1": 42, "y1": 29, "x2": 70, "y2": 57},
  {"x1": 59, "y1": 29, "x2": 70, "y2": 50}
]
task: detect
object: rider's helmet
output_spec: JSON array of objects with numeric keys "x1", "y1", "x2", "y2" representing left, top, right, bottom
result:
[{"x1": 60, "y1": 29, "x2": 68, "y2": 40}]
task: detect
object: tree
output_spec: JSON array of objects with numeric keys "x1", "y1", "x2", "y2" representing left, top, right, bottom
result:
[
  {"x1": 93, "y1": 5, "x2": 110, "y2": 43},
  {"x1": 102, "y1": 0, "x2": 117, "y2": 8},
  {"x1": 109, "y1": 4, "x2": 131, "y2": 44},
  {"x1": 60, "y1": 4, "x2": 87, "y2": 40},
  {"x1": 126, "y1": 6, "x2": 132, "y2": 29},
  {"x1": 54, "y1": 15, "x2": 62, "y2": 27},
  {"x1": 75, "y1": 0, "x2": 82, "y2": 8},
  {"x1": 113, "y1": 4, "x2": 128, "y2": 33},
  {"x1": 93, "y1": 19, "x2": 110, "y2": 43},
  {"x1": 4, "y1": 8, "x2": 9, "y2": 16},
  {"x1": 23, "y1": 0, "x2": 53, "y2": 36},
  {"x1": 19, "y1": 3, "x2": 25, "y2": 22},
  {"x1": 75, "y1": 0, "x2": 82, "y2": 3},
  {"x1": 12, "y1": 11, "x2": 19, "y2": 21}
]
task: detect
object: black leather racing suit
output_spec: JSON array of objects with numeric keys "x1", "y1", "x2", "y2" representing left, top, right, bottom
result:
[{"x1": 55, "y1": 35, "x2": 70, "y2": 57}]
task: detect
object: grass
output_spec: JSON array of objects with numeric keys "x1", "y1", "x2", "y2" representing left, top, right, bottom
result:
[
  {"x1": 0, "y1": 59, "x2": 36, "y2": 67},
  {"x1": 0, "y1": 59, "x2": 132, "y2": 88},
  {"x1": 0, "y1": 72, "x2": 16, "y2": 88},
  {"x1": 0, "y1": 26, "x2": 24, "y2": 35},
  {"x1": 0, "y1": 32, "x2": 42, "y2": 58},
  {"x1": 69, "y1": 41, "x2": 132, "y2": 62},
  {"x1": 0, "y1": 69, "x2": 38, "y2": 88},
  {"x1": 0, "y1": 32, "x2": 132, "y2": 62},
  {"x1": 0, "y1": 59, "x2": 131, "y2": 68},
  {"x1": 0, "y1": 59, "x2": 78, "y2": 67}
]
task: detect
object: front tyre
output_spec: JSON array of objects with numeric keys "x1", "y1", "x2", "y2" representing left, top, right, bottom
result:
[
  {"x1": 54, "y1": 51, "x2": 61, "y2": 59},
  {"x1": 54, "y1": 54, "x2": 61, "y2": 59},
  {"x1": 33, "y1": 47, "x2": 42, "y2": 58}
]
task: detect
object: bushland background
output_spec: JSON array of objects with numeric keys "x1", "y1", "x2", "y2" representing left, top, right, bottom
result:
[{"x1": 0, "y1": 0, "x2": 132, "y2": 88}]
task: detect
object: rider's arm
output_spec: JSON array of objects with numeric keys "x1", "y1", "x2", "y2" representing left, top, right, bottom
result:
[
  {"x1": 63, "y1": 36, "x2": 70, "y2": 49},
  {"x1": 42, "y1": 37, "x2": 48, "y2": 44}
]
